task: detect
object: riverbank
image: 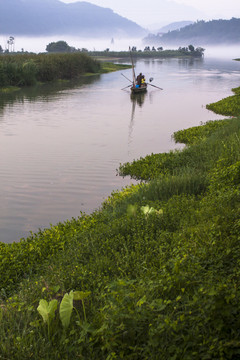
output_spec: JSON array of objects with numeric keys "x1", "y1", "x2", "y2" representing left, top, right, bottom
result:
[
  {"x1": 0, "y1": 53, "x2": 131, "y2": 91},
  {"x1": 89, "y1": 48, "x2": 204, "y2": 60},
  {"x1": 1, "y1": 84, "x2": 240, "y2": 358}
]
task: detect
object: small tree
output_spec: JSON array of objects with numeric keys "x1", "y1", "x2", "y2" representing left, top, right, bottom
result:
[
  {"x1": 7, "y1": 36, "x2": 15, "y2": 52},
  {"x1": 46, "y1": 41, "x2": 72, "y2": 53},
  {"x1": 196, "y1": 47, "x2": 205, "y2": 56},
  {"x1": 188, "y1": 44, "x2": 195, "y2": 52}
]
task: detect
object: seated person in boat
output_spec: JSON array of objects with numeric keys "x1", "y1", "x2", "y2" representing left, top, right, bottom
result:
[
  {"x1": 141, "y1": 75, "x2": 146, "y2": 86},
  {"x1": 136, "y1": 73, "x2": 145, "y2": 87}
]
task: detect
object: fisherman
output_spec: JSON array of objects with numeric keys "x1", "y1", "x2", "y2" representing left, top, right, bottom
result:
[
  {"x1": 141, "y1": 74, "x2": 146, "y2": 86},
  {"x1": 136, "y1": 73, "x2": 142, "y2": 87}
]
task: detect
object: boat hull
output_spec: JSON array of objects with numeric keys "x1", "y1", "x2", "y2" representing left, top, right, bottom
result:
[{"x1": 131, "y1": 84, "x2": 147, "y2": 94}]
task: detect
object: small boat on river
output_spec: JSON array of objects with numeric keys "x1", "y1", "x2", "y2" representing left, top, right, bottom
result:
[
  {"x1": 131, "y1": 83, "x2": 147, "y2": 94},
  {"x1": 121, "y1": 47, "x2": 163, "y2": 94}
]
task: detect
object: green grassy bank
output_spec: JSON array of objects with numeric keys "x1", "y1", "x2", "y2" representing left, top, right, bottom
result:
[
  {"x1": 0, "y1": 53, "x2": 130, "y2": 89},
  {"x1": 0, "y1": 85, "x2": 240, "y2": 358}
]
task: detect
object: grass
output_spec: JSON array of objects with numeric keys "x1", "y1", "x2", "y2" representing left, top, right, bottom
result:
[
  {"x1": 206, "y1": 86, "x2": 240, "y2": 117},
  {"x1": 0, "y1": 53, "x2": 131, "y2": 89},
  {"x1": 1, "y1": 81, "x2": 240, "y2": 359}
]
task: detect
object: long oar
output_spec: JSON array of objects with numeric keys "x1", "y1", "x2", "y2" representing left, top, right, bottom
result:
[
  {"x1": 121, "y1": 73, "x2": 132, "y2": 83},
  {"x1": 121, "y1": 84, "x2": 132, "y2": 90},
  {"x1": 147, "y1": 83, "x2": 163, "y2": 90}
]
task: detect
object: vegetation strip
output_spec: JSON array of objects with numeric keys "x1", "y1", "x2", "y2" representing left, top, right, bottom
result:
[
  {"x1": 0, "y1": 53, "x2": 131, "y2": 90},
  {"x1": 1, "y1": 72, "x2": 240, "y2": 359}
]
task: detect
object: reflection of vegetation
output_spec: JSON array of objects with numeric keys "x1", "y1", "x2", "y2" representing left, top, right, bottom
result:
[
  {"x1": 0, "y1": 76, "x2": 99, "y2": 116},
  {"x1": 130, "y1": 92, "x2": 146, "y2": 107},
  {"x1": 1, "y1": 84, "x2": 240, "y2": 358},
  {"x1": 129, "y1": 93, "x2": 146, "y2": 146}
]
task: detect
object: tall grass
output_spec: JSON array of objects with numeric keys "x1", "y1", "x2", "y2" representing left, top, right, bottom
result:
[{"x1": 0, "y1": 53, "x2": 101, "y2": 87}]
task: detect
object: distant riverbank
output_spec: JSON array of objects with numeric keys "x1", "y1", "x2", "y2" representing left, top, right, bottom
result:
[{"x1": 89, "y1": 47, "x2": 205, "y2": 60}]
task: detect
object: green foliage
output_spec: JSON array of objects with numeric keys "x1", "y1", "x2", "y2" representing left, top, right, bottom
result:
[
  {"x1": 89, "y1": 48, "x2": 203, "y2": 59},
  {"x1": 0, "y1": 53, "x2": 101, "y2": 87},
  {"x1": 46, "y1": 41, "x2": 72, "y2": 53},
  {"x1": 173, "y1": 119, "x2": 231, "y2": 144},
  {"x1": 37, "y1": 299, "x2": 58, "y2": 325},
  {"x1": 206, "y1": 86, "x2": 240, "y2": 116},
  {"x1": 1, "y1": 95, "x2": 240, "y2": 358},
  {"x1": 59, "y1": 291, "x2": 74, "y2": 329}
]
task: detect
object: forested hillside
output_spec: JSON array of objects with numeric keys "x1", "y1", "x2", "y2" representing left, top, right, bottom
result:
[{"x1": 145, "y1": 18, "x2": 240, "y2": 45}]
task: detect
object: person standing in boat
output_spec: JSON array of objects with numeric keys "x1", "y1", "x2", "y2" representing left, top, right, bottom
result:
[{"x1": 136, "y1": 73, "x2": 142, "y2": 87}]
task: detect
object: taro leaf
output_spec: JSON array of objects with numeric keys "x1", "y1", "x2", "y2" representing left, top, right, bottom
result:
[
  {"x1": 37, "y1": 299, "x2": 58, "y2": 324},
  {"x1": 59, "y1": 291, "x2": 74, "y2": 329},
  {"x1": 141, "y1": 205, "x2": 156, "y2": 216},
  {"x1": 73, "y1": 291, "x2": 91, "y2": 301}
]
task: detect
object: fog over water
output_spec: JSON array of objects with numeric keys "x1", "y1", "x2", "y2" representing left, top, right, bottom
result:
[
  {"x1": 0, "y1": 35, "x2": 145, "y2": 53},
  {"x1": 1, "y1": 35, "x2": 239, "y2": 59}
]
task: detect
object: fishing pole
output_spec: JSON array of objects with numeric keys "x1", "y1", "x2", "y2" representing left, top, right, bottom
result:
[
  {"x1": 121, "y1": 84, "x2": 132, "y2": 90},
  {"x1": 121, "y1": 73, "x2": 133, "y2": 83},
  {"x1": 147, "y1": 83, "x2": 163, "y2": 90}
]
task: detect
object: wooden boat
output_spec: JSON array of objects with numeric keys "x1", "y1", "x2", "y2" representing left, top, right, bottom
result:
[
  {"x1": 131, "y1": 83, "x2": 147, "y2": 94},
  {"x1": 129, "y1": 47, "x2": 148, "y2": 95},
  {"x1": 121, "y1": 48, "x2": 163, "y2": 93}
]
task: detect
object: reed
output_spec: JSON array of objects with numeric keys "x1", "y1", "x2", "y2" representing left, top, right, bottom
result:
[{"x1": 0, "y1": 53, "x2": 101, "y2": 87}]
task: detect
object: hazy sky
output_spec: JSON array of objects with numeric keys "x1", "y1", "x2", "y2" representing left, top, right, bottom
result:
[{"x1": 61, "y1": 0, "x2": 240, "y2": 27}]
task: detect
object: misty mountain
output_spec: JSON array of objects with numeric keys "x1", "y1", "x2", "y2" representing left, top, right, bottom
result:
[
  {"x1": 144, "y1": 18, "x2": 240, "y2": 46},
  {"x1": 0, "y1": 0, "x2": 147, "y2": 38},
  {"x1": 158, "y1": 21, "x2": 194, "y2": 34}
]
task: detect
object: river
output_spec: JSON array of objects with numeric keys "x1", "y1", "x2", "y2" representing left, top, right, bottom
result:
[{"x1": 1, "y1": 54, "x2": 240, "y2": 243}]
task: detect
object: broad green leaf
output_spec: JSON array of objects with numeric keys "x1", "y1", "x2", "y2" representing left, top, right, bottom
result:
[
  {"x1": 37, "y1": 299, "x2": 58, "y2": 324},
  {"x1": 141, "y1": 205, "x2": 156, "y2": 216},
  {"x1": 60, "y1": 291, "x2": 74, "y2": 329}
]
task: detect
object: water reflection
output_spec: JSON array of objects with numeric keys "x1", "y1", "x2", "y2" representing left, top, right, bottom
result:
[
  {"x1": 1, "y1": 56, "x2": 240, "y2": 243},
  {"x1": 128, "y1": 92, "x2": 146, "y2": 152},
  {"x1": 0, "y1": 75, "x2": 100, "y2": 117}
]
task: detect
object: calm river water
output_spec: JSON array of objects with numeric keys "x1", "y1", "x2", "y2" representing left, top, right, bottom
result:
[{"x1": 1, "y1": 55, "x2": 240, "y2": 243}]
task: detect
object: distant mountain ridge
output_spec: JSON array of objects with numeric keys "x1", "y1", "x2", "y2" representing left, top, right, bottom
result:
[
  {"x1": 144, "y1": 18, "x2": 240, "y2": 45},
  {"x1": 0, "y1": 0, "x2": 146, "y2": 38},
  {"x1": 158, "y1": 21, "x2": 194, "y2": 33}
]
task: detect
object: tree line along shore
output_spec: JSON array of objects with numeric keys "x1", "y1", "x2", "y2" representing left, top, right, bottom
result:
[{"x1": 0, "y1": 58, "x2": 240, "y2": 359}]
